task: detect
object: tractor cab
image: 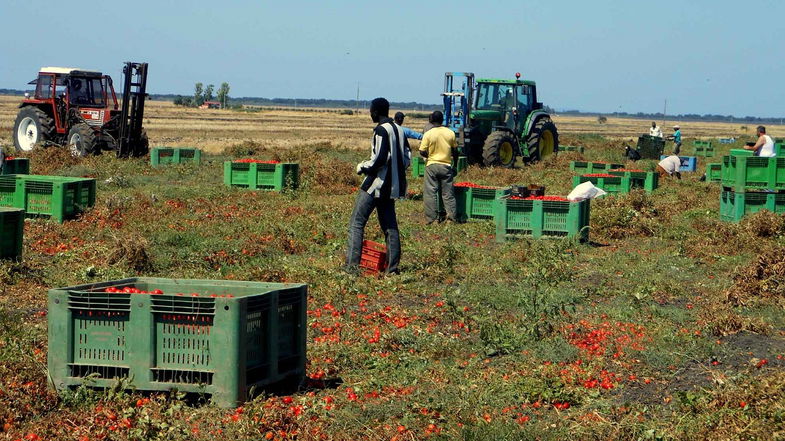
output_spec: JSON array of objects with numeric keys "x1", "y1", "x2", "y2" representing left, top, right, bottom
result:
[{"x1": 473, "y1": 78, "x2": 538, "y2": 134}]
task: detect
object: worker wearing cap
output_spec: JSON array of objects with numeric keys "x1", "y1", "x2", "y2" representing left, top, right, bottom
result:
[
  {"x1": 744, "y1": 125, "x2": 776, "y2": 157},
  {"x1": 669, "y1": 125, "x2": 682, "y2": 154},
  {"x1": 419, "y1": 110, "x2": 458, "y2": 223},
  {"x1": 657, "y1": 155, "x2": 682, "y2": 180},
  {"x1": 394, "y1": 112, "x2": 423, "y2": 140}
]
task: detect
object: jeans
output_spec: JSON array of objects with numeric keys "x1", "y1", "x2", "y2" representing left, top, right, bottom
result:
[
  {"x1": 346, "y1": 190, "x2": 401, "y2": 273},
  {"x1": 424, "y1": 163, "x2": 457, "y2": 223}
]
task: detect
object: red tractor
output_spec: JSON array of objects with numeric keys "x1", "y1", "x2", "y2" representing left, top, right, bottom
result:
[{"x1": 13, "y1": 62, "x2": 150, "y2": 158}]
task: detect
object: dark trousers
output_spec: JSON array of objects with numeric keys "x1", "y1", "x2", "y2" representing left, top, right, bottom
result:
[
  {"x1": 424, "y1": 163, "x2": 457, "y2": 223},
  {"x1": 346, "y1": 190, "x2": 401, "y2": 273}
]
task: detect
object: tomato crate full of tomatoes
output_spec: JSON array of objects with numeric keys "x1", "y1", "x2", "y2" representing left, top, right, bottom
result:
[
  {"x1": 48, "y1": 277, "x2": 307, "y2": 408},
  {"x1": 0, "y1": 207, "x2": 24, "y2": 260},
  {"x1": 0, "y1": 157, "x2": 30, "y2": 175},
  {"x1": 224, "y1": 160, "x2": 299, "y2": 191},
  {"x1": 0, "y1": 175, "x2": 96, "y2": 223},
  {"x1": 360, "y1": 240, "x2": 387, "y2": 274},
  {"x1": 453, "y1": 182, "x2": 511, "y2": 221},
  {"x1": 150, "y1": 147, "x2": 202, "y2": 167},
  {"x1": 569, "y1": 161, "x2": 623, "y2": 174},
  {"x1": 494, "y1": 195, "x2": 590, "y2": 242}
]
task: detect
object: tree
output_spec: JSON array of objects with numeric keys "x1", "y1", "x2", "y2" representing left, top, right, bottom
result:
[
  {"x1": 217, "y1": 82, "x2": 230, "y2": 109},
  {"x1": 194, "y1": 83, "x2": 204, "y2": 107},
  {"x1": 204, "y1": 84, "x2": 215, "y2": 102},
  {"x1": 597, "y1": 116, "x2": 608, "y2": 124}
]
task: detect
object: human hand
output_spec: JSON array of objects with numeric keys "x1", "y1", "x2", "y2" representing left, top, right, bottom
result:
[{"x1": 356, "y1": 163, "x2": 364, "y2": 175}]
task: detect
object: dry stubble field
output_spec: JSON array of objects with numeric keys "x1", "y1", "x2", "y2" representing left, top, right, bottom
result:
[{"x1": 1, "y1": 95, "x2": 785, "y2": 441}]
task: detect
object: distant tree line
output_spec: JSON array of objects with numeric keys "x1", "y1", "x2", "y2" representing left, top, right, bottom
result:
[
  {"x1": 173, "y1": 82, "x2": 230, "y2": 108},
  {"x1": 559, "y1": 109, "x2": 785, "y2": 125}
]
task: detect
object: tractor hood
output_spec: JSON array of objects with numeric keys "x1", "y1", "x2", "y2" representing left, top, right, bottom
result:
[{"x1": 470, "y1": 110, "x2": 503, "y2": 121}]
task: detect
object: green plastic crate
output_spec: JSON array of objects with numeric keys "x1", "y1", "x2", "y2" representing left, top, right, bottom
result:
[
  {"x1": 224, "y1": 162, "x2": 299, "y2": 191},
  {"x1": 455, "y1": 156, "x2": 468, "y2": 173},
  {"x1": 412, "y1": 156, "x2": 467, "y2": 177},
  {"x1": 572, "y1": 174, "x2": 634, "y2": 194},
  {"x1": 730, "y1": 149, "x2": 754, "y2": 157},
  {"x1": 720, "y1": 190, "x2": 785, "y2": 222},
  {"x1": 1, "y1": 158, "x2": 30, "y2": 175},
  {"x1": 693, "y1": 140, "x2": 715, "y2": 157},
  {"x1": 151, "y1": 147, "x2": 202, "y2": 167},
  {"x1": 569, "y1": 161, "x2": 623, "y2": 174},
  {"x1": 607, "y1": 170, "x2": 659, "y2": 192},
  {"x1": 0, "y1": 175, "x2": 96, "y2": 222},
  {"x1": 454, "y1": 186, "x2": 510, "y2": 221},
  {"x1": 0, "y1": 176, "x2": 15, "y2": 207},
  {"x1": 706, "y1": 163, "x2": 722, "y2": 183},
  {"x1": 560, "y1": 145, "x2": 585, "y2": 153},
  {"x1": 48, "y1": 278, "x2": 307, "y2": 408},
  {"x1": 636, "y1": 135, "x2": 665, "y2": 159},
  {"x1": 494, "y1": 197, "x2": 590, "y2": 242},
  {"x1": 721, "y1": 156, "x2": 785, "y2": 192},
  {"x1": 0, "y1": 207, "x2": 24, "y2": 260}
]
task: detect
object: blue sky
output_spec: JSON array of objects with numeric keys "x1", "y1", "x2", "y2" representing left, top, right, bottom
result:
[{"x1": 1, "y1": 0, "x2": 783, "y2": 117}]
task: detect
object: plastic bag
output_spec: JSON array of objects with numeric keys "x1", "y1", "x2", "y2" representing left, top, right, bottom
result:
[{"x1": 567, "y1": 181, "x2": 607, "y2": 202}]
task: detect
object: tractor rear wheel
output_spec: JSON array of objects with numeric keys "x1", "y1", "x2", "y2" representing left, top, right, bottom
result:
[
  {"x1": 67, "y1": 124, "x2": 97, "y2": 157},
  {"x1": 482, "y1": 131, "x2": 517, "y2": 168},
  {"x1": 525, "y1": 118, "x2": 559, "y2": 164},
  {"x1": 13, "y1": 107, "x2": 54, "y2": 152}
]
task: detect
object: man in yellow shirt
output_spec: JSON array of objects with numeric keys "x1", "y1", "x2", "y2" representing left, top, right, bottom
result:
[{"x1": 419, "y1": 111, "x2": 458, "y2": 223}]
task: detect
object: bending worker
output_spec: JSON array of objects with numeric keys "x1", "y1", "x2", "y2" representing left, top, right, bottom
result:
[
  {"x1": 744, "y1": 125, "x2": 776, "y2": 157},
  {"x1": 657, "y1": 154, "x2": 682, "y2": 180},
  {"x1": 419, "y1": 111, "x2": 458, "y2": 223}
]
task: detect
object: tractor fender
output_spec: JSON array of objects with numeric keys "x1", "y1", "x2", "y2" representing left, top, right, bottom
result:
[{"x1": 523, "y1": 111, "x2": 551, "y2": 137}]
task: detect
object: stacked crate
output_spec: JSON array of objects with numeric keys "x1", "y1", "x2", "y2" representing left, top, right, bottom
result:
[{"x1": 720, "y1": 155, "x2": 785, "y2": 222}]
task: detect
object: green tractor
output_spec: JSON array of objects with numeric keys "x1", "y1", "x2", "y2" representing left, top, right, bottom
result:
[{"x1": 442, "y1": 72, "x2": 558, "y2": 167}]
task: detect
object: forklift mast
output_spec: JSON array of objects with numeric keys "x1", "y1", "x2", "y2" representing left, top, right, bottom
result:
[
  {"x1": 117, "y1": 62, "x2": 148, "y2": 157},
  {"x1": 442, "y1": 72, "x2": 475, "y2": 150}
]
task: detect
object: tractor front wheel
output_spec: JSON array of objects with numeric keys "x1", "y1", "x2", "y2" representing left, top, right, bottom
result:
[
  {"x1": 13, "y1": 107, "x2": 54, "y2": 152},
  {"x1": 67, "y1": 124, "x2": 97, "y2": 157},
  {"x1": 482, "y1": 131, "x2": 517, "y2": 168},
  {"x1": 525, "y1": 118, "x2": 559, "y2": 164}
]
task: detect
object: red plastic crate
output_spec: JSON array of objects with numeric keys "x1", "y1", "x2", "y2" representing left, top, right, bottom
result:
[{"x1": 360, "y1": 240, "x2": 387, "y2": 274}]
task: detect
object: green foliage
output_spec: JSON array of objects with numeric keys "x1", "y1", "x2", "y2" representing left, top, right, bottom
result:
[{"x1": 193, "y1": 82, "x2": 204, "y2": 106}]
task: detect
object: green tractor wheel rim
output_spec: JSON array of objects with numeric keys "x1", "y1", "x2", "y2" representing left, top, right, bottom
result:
[
  {"x1": 500, "y1": 141, "x2": 514, "y2": 165},
  {"x1": 540, "y1": 130, "x2": 555, "y2": 158}
]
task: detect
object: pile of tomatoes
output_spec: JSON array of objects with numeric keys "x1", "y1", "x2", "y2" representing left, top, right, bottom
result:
[
  {"x1": 101, "y1": 287, "x2": 234, "y2": 298},
  {"x1": 454, "y1": 182, "x2": 498, "y2": 189},
  {"x1": 233, "y1": 159, "x2": 280, "y2": 164},
  {"x1": 583, "y1": 173, "x2": 617, "y2": 178},
  {"x1": 509, "y1": 195, "x2": 569, "y2": 202}
]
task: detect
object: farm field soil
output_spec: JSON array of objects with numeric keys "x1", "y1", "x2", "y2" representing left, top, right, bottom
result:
[{"x1": 1, "y1": 101, "x2": 785, "y2": 440}]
